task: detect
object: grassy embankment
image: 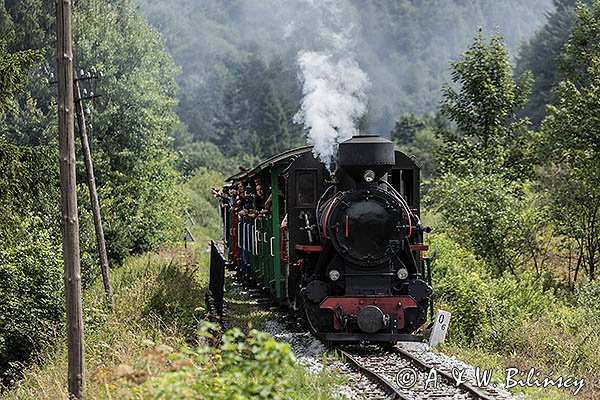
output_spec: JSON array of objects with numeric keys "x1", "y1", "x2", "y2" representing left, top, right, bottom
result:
[
  {"x1": 3, "y1": 167, "x2": 342, "y2": 400},
  {"x1": 426, "y1": 231, "x2": 600, "y2": 400}
]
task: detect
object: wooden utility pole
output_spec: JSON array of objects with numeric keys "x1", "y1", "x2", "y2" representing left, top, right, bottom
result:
[
  {"x1": 74, "y1": 79, "x2": 114, "y2": 309},
  {"x1": 56, "y1": 0, "x2": 85, "y2": 397}
]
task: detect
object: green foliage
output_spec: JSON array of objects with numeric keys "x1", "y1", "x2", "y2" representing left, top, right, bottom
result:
[
  {"x1": 437, "y1": 31, "x2": 533, "y2": 179},
  {"x1": 391, "y1": 114, "x2": 427, "y2": 145},
  {"x1": 0, "y1": 138, "x2": 59, "y2": 236},
  {"x1": 71, "y1": 0, "x2": 185, "y2": 263},
  {"x1": 429, "y1": 234, "x2": 491, "y2": 343},
  {"x1": 0, "y1": 41, "x2": 42, "y2": 111},
  {"x1": 178, "y1": 141, "x2": 237, "y2": 177},
  {"x1": 215, "y1": 54, "x2": 303, "y2": 159},
  {"x1": 0, "y1": 227, "x2": 63, "y2": 384},
  {"x1": 144, "y1": 260, "x2": 206, "y2": 339},
  {"x1": 108, "y1": 324, "x2": 307, "y2": 400},
  {"x1": 184, "y1": 167, "x2": 227, "y2": 241},
  {"x1": 430, "y1": 233, "x2": 600, "y2": 388},
  {"x1": 575, "y1": 278, "x2": 600, "y2": 319},
  {"x1": 428, "y1": 173, "x2": 525, "y2": 275},
  {"x1": 2, "y1": 94, "x2": 56, "y2": 146},
  {"x1": 391, "y1": 112, "x2": 447, "y2": 182},
  {"x1": 396, "y1": 127, "x2": 440, "y2": 183},
  {"x1": 428, "y1": 32, "x2": 548, "y2": 278},
  {"x1": 0, "y1": 0, "x2": 188, "y2": 383},
  {"x1": 516, "y1": 0, "x2": 583, "y2": 126},
  {"x1": 0, "y1": 0, "x2": 55, "y2": 53},
  {"x1": 431, "y1": 233, "x2": 550, "y2": 348},
  {"x1": 481, "y1": 270, "x2": 551, "y2": 349},
  {"x1": 540, "y1": 0, "x2": 600, "y2": 280},
  {"x1": 0, "y1": 137, "x2": 63, "y2": 385}
]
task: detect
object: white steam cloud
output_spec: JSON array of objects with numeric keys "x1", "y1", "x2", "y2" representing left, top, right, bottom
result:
[
  {"x1": 292, "y1": 0, "x2": 371, "y2": 166},
  {"x1": 293, "y1": 52, "x2": 370, "y2": 165}
]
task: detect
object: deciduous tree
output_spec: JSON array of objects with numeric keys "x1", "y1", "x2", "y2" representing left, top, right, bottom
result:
[
  {"x1": 437, "y1": 31, "x2": 533, "y2": 180},
  {"x1": 540, "y1": 0, "x2": 600, "y2": 280}
]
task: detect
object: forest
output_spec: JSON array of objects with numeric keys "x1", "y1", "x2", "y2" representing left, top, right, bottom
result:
[{"x1": 1, "y1": 0, "x2": 600, "y2": 399}]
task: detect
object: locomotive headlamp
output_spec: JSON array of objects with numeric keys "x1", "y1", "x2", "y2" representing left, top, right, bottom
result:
[
  {"x1": 397, "y1": 268, "x2": 408, "y2": 280},
  {"x1": 329, "y1": 269, "x2": 341, "y2": 281},
  {"x1": 363, "y1": 169, "x2": 376, "y2": 182}
]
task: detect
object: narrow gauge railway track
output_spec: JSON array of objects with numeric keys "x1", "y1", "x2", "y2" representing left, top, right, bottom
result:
[
  {"x1": 337, "y1": 344, "x2": 507, "y2": 400},
  {"x1": 206, "y1": 253, "x2": 509, "y2": 399}
]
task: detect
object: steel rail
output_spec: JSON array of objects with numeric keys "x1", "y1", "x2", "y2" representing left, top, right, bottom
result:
[
  {"x1": 394, "y1": 346, "x2": 496, "y2": 400},
  {"x1": 337, "y1": 348, "x2": 410, "y2": 400}
]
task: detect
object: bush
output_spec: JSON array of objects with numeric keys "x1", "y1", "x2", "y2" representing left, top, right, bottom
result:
[
  {"x1": 184, "y1": 167, "x2": 227, "y2": 240},
  {"x1": 429, "y1": 234, "x2": 491, "y2": 343},
  {"x1": 429, "y1": 233, "x2": 600, "y2": 385},
  {"x1": 144, "y1": 259, "x2": 206, "y2": 339},
  {"x1": 427, "y1": 173, "x2": 525, "y2": 275},
  {"x1": 429, "y1": 234, "x2": 553, "y2": 348},
  {"x1": 105, "y1": 324, "x2": 298, "y2": 400},
  {"x1": 0, "y1": 225, "x2": 64, "y2": 385},
  {"x1": 480, "y1": 270, "x2": 551, "y2": 350},
  {"x1": 0, "y1": 141, "x2": 64, "y2": 385}
]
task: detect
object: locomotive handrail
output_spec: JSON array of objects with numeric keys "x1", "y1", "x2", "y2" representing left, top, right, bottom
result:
[
  {"x1": 322, "y1": 193, "x2": 342, "y2": 239},
  {"x1": 270, "y1": 236, "x2": 274, "y2": 257},
  {"x1": 280, "y1": 226, "x2": 288, "y2": 263},
  {"x1": 237, "y1": 222, "x2": 241, "y2": 248},
  {"x1": 316, "y1": 184, "x2": 335, "y2": 222},
  {"x1": 255, "y1": 225, "x2": 260, "y2": 253},
  {"x1": 380, "y1": 180, "x2": 414, "y2": 238}
]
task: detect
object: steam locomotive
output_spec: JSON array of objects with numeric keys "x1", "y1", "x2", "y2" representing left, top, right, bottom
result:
[{"x1": 219, "y1": 135, "x2": 432, "y2": 342}]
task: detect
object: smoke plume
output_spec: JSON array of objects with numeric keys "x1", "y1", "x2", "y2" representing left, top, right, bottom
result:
[
  {"x1": 293, "y1": 52, "x2": 369, "y2": 165},
  {"x1": 292, "y1": 0, "x2": 370, "y2": 165}
]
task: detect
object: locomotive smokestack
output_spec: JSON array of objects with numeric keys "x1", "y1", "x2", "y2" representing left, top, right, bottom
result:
[{"x1": 337, "y1": 135, "x2": 395, "y2": 183}]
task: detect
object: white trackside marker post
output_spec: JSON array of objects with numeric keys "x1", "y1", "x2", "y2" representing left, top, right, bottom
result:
[{"x1": 429, "y1": 310, "x2": 451, "y2": 347}]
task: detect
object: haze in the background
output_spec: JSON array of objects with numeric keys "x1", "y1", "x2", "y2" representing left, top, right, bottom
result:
[{"x1": 140, "y1": 0, "x2": 553, "y2": 144}]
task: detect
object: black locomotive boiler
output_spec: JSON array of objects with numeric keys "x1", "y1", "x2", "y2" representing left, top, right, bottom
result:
[{"x1": 218, "y1": 134, "x2": 432, "y2": 342}]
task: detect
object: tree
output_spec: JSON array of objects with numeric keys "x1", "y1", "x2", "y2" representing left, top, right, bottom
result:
[
  {"x1": 390, "y1": 112, "x2": 447, "y2": 182},
  {"x1": 540, "y1": 0, "x2": 600, "y2": 280},
  {"x1": 0, "y1": 137, "x2": 64, "y2": 385},
  {"x1": 516, "y1": 0, "x2": 583, "y2": 127},
  {"x1": 218, "y1": 55, "x2": 300, "y2": 159},
  {"x1": 0, "y1": 0, "x2": 188, "y2": 383},
  {"x1": 0, "y1": 41, "x2": 41, "y2": 111},
  {"x1": 429, "y1": 31, "x2": 542, "y2": 275},
  {"x1": 71, "y1": 0, "x2": 185, "y2": 263},
  {"x1": 437, "y1": 31, "x2": 534, "y2": 180},
  {"x1": 140, "y1": 0, "x2": 552, "y2": 150},
  {"x1": 391, "y1": 114, "x2": 426, "y2": 145}
]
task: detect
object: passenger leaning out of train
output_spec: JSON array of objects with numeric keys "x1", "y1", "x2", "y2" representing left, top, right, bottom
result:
[
  {"x1": 236, "y1": 182, "x2": 254, "y2": 218},
  {"x1": 211, "y1": 186, "x2": 234, "y2": 209},
  {"x1": 261, "y1": 186, "x2": 287, "y2": 226},
  {"x1": 245, "y1": 184, "x2": 265, "y2": 219}
]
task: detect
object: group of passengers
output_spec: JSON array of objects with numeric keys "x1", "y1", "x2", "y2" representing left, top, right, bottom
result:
[{"x1": 212, "y1": 178, "x2": 288, "y2": 228}]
